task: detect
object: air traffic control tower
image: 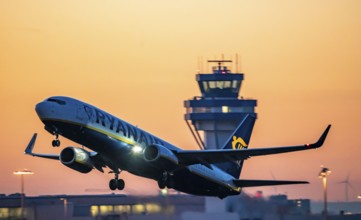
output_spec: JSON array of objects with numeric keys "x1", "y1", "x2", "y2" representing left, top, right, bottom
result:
[{"x1": 184, "y1": 59, "x2": 257, "y2": 150}]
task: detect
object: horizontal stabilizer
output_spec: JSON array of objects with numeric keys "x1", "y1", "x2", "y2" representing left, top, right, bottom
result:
[{"x1": 233, "y1": 179, "x2": 308, "y2": 187}]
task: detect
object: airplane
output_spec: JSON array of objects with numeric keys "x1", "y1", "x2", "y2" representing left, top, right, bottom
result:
[{"x1": 25, "y1": 96, "x2": 331, "y2": 199}]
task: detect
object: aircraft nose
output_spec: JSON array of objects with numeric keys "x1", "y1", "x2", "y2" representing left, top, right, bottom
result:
[{"x1": 35, "y1": 101, "x2": 50, "y2": 119}]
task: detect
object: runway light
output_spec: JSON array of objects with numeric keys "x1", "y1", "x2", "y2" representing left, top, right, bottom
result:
[{"x1": 132, "y1": 145, "x2": 143, "y2": 154}]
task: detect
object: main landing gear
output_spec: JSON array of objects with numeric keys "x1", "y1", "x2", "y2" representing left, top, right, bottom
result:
[
  {"x1": 109, "y1": 171, "x2": 125, "y2": 191},
  {"x1": 158, "y1": 172, "x2": 173, "y2": 189}
]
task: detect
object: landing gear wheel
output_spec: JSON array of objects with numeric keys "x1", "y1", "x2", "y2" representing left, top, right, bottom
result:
[
  {"x1": 117, "y1": 179, "x2": 125, "y2": 190},
  {"x1": 166, "y1": 178, "x2": 174, "y2": 189},
  {"x1": 109, "y1": 179, "x2": 117, "y2": 191},
  {"x1": 109, "y1": 170, "x2": 125, "y2": 191},
  {"x1": 52, "y1": 139, "x2": 60, "y2": 147}
]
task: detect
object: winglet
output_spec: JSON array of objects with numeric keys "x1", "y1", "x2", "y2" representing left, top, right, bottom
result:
[
  {"x1": 24, "y1": 133, "x2": 60, "y2": 160},
  {"x1": 25, "y1": 133, "x2": 37, "y2": 155},
  {"x1": 308, "y1": 125, "x2": 331, "y2": 148}
]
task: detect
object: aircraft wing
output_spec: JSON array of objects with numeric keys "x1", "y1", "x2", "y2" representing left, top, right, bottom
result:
[
  {"x1": 176, "y1": 125, "x2": 331, "y2": 165},
  {"x1": 25, "y1": 133, "x2": 108, "y2": 172}
]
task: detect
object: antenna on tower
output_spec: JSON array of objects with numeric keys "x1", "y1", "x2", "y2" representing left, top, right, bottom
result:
[
  {"x1": 236, "y1": 53, "x2": 242, "y2": 73},
  {"x1": 197, "y1": 56, "x2": 201, "y2": 73},
  {"x1": 235, "y1": 53, "x2": 239, "y2": 73},
  {"x1": 206, "y1": 57, "x2": 209, "y2": 73}
]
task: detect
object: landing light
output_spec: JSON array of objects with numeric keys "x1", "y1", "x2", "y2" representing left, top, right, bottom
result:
[
  {"x1": 160, "y1": 188, "x2": 168, "y2": 196},
  {"x1": 132, "y1": 145, "x2": 143, "y2": 154}
]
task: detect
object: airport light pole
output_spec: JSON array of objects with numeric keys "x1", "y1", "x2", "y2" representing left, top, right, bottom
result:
[
  {"x1": 60, "y1": 198, "x2": 68, "y2": 220},
  {"x1": 14, "y1": 169, "x2": 34, "y2": 219},
  {"x1": 319, "y1": 167, "x2": 331, "y2": 220}
]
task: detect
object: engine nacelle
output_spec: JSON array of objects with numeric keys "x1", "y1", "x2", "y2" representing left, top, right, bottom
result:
[
  {"x1": 143, "y1": 144, "x2": 179, "y2": 171},
  {"x1": 60, "y1": 147, "x2": 93, "y2": 173}
]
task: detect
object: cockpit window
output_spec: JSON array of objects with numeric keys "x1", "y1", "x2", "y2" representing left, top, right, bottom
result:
[{"x1": 47, "y1": 98, "x2": 66, "y2": 105}]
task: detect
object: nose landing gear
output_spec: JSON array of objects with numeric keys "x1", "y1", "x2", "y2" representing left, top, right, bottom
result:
[
  {"x1": 52, "y1": 140, "x2": 60, "y2": 147},
  {"x1": 45, "y1": 126, "x2": 61, "y2": 147},
  {"x1": 52, "y1": 133, "x2": 61, "y2": 147}
]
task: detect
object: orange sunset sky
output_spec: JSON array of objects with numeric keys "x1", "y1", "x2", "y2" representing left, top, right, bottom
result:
[{"x1": 0, "y1": 1, "x2": 360, "y2": 201}]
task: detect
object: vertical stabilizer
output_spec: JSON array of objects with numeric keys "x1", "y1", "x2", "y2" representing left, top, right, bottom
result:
[
  {"x1": 215, "y1": 115, "x2": 256, "y2": 178},
  {"x1": 222, "y1": 114, "x2": 255, "y2": 150}
]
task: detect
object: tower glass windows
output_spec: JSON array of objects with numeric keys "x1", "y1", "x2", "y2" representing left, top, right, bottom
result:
[{"x1": 201, "y1": 80, "x2": 240, "y2": 97}]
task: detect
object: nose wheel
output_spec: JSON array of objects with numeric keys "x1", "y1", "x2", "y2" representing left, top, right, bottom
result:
[
  {"x1": 109, "y1": 171, "x2": 125, "y2": 191},
  {"x1": 52, "y1": 139, "x2": 60, "y2": 147},
  {"x1": 52, "y1": 133, "x2": 61, "y2": 147}
]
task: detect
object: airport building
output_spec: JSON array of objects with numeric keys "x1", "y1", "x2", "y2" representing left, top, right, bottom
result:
[
  {"x1": 0, "y1": 193, "x2": 204, "y2": 220},
  {"x1": 1, "y1": 193, "x2": 361, "y2": 220}
]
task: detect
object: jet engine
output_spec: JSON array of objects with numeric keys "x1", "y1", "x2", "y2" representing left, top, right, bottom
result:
[
  {"x1": 60, "y1": 147, "x2": 93, "y2": 173},
  {"x1": 143, "y1": 144, "x2": 179, "y2": 170}
]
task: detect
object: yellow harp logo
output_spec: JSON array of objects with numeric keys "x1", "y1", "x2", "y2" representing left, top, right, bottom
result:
[{"x1": 232, "y1": 136, "x2": 248, "y2": 150}]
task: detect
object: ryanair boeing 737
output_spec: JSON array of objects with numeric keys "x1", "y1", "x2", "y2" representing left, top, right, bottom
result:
[{"x1": 25, "y1": 96, "x2": 331, "y2": 198}]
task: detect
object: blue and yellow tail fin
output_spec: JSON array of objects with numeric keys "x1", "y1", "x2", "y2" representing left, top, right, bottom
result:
[
  {"x1": 222, "y1": 114, "x2": 255, "y2": 150},
  {"x1": 215, "y1": 115, "x2": 256, "y2": 178}
]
